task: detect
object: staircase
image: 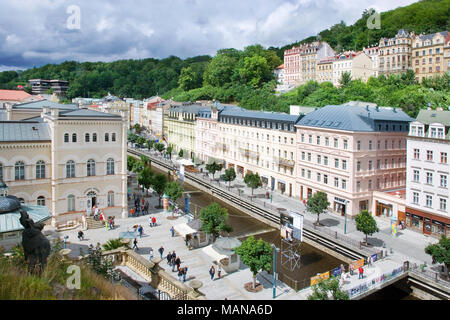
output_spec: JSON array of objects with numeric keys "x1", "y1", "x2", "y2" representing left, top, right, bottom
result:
[{"x1": 86, "y1": 217, "x2": 105, "y2": 229}]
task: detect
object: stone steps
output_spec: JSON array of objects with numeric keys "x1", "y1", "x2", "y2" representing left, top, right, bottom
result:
[{"x1": 86, "y1": 217, "x2": 105, "y2": 229}]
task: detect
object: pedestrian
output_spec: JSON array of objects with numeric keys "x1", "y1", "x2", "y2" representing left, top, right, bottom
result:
[
  {"x1": 367, "y1": 255, "x2": 372, "y2": 267},
  {"x1": 340, "y1": 264, "x2": 345, "y2": 275},
  {"x1": 149, "y1": 248, "x2": 153, "y2": 260},
  {"x1": 178, "y1": 267, "x2": 183, "y2": 281},
  {"x1": 358, "y1": 266, "x2": 364, "y2": 279},
  {"x1": 152, "y1": 217, "x2": 156, "y2": 227},
  {"x1": 77, "y1": 230, "x2": 84, "y2": 241},
  {"x1": 133, "y1": 238, "x2": 139, "y2": 251},
  {"x1": 217, "y1": 266, "x2": 222, "y2": 279},
  {"x1": 138, "y1": 225, "x2": 143, "y2": 238},
  {"x1": 170, "y1": 226, "x2": 175, "y2": 237},
  {"x1": 167, "y1": 251, "x2": 172, "y2": 265},
  {"x1": 349, "y1": 264, "x2": 354, "y2": 276},
  {"x1": 158, "y1": 246, "x2": 164, "y2": 259},
  {"x1": 171, "y1": 256, "x2": 177, "y2": 272},
  {"x1": 182, "y1": 266, "x2": 188, "y2": 282},
  {"x1": 209, "y1": 266, "x2": 215, "y2": 280},
  {"x1": 175, "y1": 256, "x2": 181, "y2": 270}
]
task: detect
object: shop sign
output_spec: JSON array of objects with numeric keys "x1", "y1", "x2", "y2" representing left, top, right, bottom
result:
[
  {"x1": 350, "y1": 258, "x2": 365, "y2": 270},
  {"x1": 424, "y1": 218, "x2": 431, "y2": 222},
  {"x1": 334, "y1": 197, "x2": 346, "y2": 204},
  {"x1": 310, "y1": 271, "x2": 330, "y2": 286},
  {"x1": 432, "y1": 220, "x2": 443, "y2": 226},
  {"x1": 411, "y1": 214, "x2": 422, "y2": 220}
]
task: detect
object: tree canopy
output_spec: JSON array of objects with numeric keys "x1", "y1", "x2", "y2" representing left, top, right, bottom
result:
[
  {"x1": 199, "y1": 202, "x2": 233, "y2": 242},
  {"x1": 355, "y1": 210, "x2": 380, "y2": 245},
  {"x1": 306, "y1": 192, "x2": 330, "y2": 225}
]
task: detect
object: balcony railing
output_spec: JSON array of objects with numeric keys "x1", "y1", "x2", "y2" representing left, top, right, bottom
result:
[
  {"x1": 274, "y1": 156, "x2": 295, "y2": 167},
  {"x1": 239, "y1": 148, "x2": 259, "y2": 159}
]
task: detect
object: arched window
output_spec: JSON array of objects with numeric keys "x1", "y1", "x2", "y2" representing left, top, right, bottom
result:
[
  {"x1": 107, "y1": 191, "x2": 114, "y2": 207},
  {"x1": 15, "y1": 161, "x2": 25, "y2": 180},
  {"x1": 67, "y1": 194, "x2": 75, "y2": 212},
  {"x1": 87, "y1": 159, "x2": 96, "y2": 176},
  {"x1": 105, "y1": 133, "x2": 109, "y2": 142},
  {"x1": 93, "y1": 133, "x2": 97, "y2": 142},
  {"x1": 85, "y1": 133, "x2": 90, "y2": 142},
  {"x1": 64, "y1": 133, "x2": 69, "y2": 143},
  {"x1": 72, "y1": 133, "x2": 77, "y2": 142},
  {"x1": 106, "y1": 158, "x2": 115, "y2": 175},
  {"x1": 36, "y1": 160, "x2": 45, "y2": 179},
  {"x1": 37, "y1": 196, "x2": 45, "y2": 206},
  {"x1": 66, "y1": 160, "x2": 75, "y2": 178},
  {"x1": 112, "y1": 133, "x2": 116, "y2": 142}
]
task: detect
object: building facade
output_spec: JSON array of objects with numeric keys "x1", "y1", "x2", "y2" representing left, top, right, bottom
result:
[
  {"x1": 378, "y1": 29, "x2": 413, "y2": 76},
  {"x1": 363, "y1": 46, "x2": 379, "y2": 78},
  {"x1": 412, "y1": 31, "x2": 448, "y2": 83},
  {"x1": 295, "y1": 103, "x2": 413, "y2": 217},
  {"x1": 406, "y1": 109, "x2": 450, "y2": 237},
  {"x1": 316, "y1": 57, "x2": 334, "y2": 83}
]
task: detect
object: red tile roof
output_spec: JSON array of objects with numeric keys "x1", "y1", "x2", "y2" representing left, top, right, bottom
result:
[{"x1": 0, "y1": 89, "x2": 32, "y2": 101}]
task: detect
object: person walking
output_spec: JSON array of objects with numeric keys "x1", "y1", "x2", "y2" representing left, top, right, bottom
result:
[
  {"x1": 367, "y1": 255, "x2": 372, "y2": 267},
  {"x1": 182, "y1": 266, "x2": 188, "y2": 282},
  {"x1": 170, "y1": 226, "x2": 175, "y2": 237},
  {"x1": 138, "y1": 225, "x2": 143, "y2": 238},
  {"x1": 175, "y1": 256, "x2": 181, "y2": 271},
  {"x1": 171, "y1": 256, "x2": 177, "y2": 272},
  {"x1": 167, "y1": 251, "x2": 173, "y2": 265},
  {"x1": 158, "y1": 246, "x2": 164, "y2": 259},
  {"x1": 358, "y1": 266, "x2": 364, "y2": 279},
  {"x1": 217, "y1": 266, "x2": 222, "y2": 279},
  {"x1": 132, "y1": 238, "x2": 139, "y2": 251},
  {"x1": 77, "y1": 230, "x2": 84, "y2": 241},
  {"x1": 149, "y1": 248, "x2": 153, "y2": 261},
  {"x1": 209, "y1": 266, "x2": 215, "y2": 280},
  {"x1": 177, "y1": 267, "x2": 183, "y2": 282},
  {"x1": 152, "y1": 217, "x2": 156, "y2": 227}
]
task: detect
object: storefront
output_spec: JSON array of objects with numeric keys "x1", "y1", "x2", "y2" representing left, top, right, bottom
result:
[
  {"x1": 359, "y1": 200, "x2": 368, "y2": 212},
  {"x1": 333, "y1": 197, "x2": 346, "y2": 216},
  {"x1": 277, "y1": 181, "x2": 286, "y2": 195},
  {"x1": 375, "y1": 201, "x2": 393, "y2": 217},
  {"x1": 406, "y1": 207, "x2": 450, "y2": 237},
  {"x1": 261, "y1": 176, "x2": 269, "y2": 188},
  {"x1": 236, "y1": 165, "x2": 244, "y2": 176}
]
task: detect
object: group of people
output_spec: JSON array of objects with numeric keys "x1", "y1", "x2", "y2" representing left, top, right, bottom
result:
[
  {"x1": 132, "y1": 225, "x2": 144, "y2": 238},
  {"x1": 129, "y1": 193, "x2": 150, "y2": 217},
  {"x1": 209, "y1": 265, "x2": 222, "y2": 280}
]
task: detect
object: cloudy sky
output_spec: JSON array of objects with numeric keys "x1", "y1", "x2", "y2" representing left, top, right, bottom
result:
[{"x1": 0, "y1": 0, "x2": 418, "y2": 71}]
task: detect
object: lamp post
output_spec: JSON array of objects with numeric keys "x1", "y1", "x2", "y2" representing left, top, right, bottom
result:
[
  {"x1": 272, "y1": 244, "x2": 278, "y2": 299},
  {"x1": 344, "y1": 200, "x2": 349, "y2": 234}
]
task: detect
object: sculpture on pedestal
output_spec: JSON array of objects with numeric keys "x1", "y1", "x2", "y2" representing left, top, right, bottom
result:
[{"x1": 19, "y1": 210, "x2": 51, "y2": 274}]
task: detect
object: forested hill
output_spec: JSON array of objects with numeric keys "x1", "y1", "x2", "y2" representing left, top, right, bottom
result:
[{"x1": 272, "y1": 0, "x2": 450, "y2": 59}]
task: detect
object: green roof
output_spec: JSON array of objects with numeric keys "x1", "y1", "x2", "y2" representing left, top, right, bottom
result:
[
  {"x1": 0, "y1": 203, "x2": 51, "y2": 233},
  {"x1": 416, "y1": 109, "x2": 450, "y2": 126}
]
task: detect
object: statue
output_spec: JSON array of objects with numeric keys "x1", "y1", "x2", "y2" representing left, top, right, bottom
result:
[{"x1": 19, "y1": 210, "x2": 51, "y2": 274}]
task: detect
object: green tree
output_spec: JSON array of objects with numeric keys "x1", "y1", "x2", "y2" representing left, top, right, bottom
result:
[
  {"x1": 203, "y1": 52, "x2": 238, "y2": 87},
  {"x1": 140, "y1": 155, "x2": 151, "y2": 168},
  {"x1": 199, "y1": 203, "x2": 233, "y2": 242},
  {"x1": 154, "y1": 143, "x2": 165, "y2": 153},
  {"x1": 355, "y1": 210, "x2": 379, "y2": 245},
  {"x1": 138, "y1": 167, "x2": 154, "y2": 195},
  {"x1": 145, "y1": 140, "x2": 154, "y2": 151},
  {"x1": 307, "y1": 276, "x2": 349, "y2": 300},
  {"x1": 132, "y1": 160, "x2": 145, "y2": 174},
  {"x1": 164, "y1": 181, "x2": 184, "y2": 216},
  {"x1": 237, "y1": 55, "x2": 273, "y2": 88},
  {"x1": 151, "y1": 173, "x2": 168, "y2": 208},
  {"x1": 339, "y1": 71, "x2": 352, "y2": 87},
  {"x1": 244, "y1": 172, "x2": 261, "y2": 196},
  {"x1": 136, "y1": 136, "x2": 146, "y2": 147},
  {"x1": 234, "y1": 235, "x2": 272, "y2": 290},
  {"x1": 127, "y1": 155, "x2": 136, "y2": 172},
  {"x1": 221, "y1": 167, "x2": 236, "y2": 188},
  {"x1": 306, "y1": 191, "x2": 330, "y2": 225},
  {"x1": 166, "y1": 146, "x2": 173, "y2": 160},
  {"x1": 102, "y1": 239, "x2": 125, "y2": 251},
  {"x1": 178, "y1": 149, "x2": 184, "y2": 158},
  {"x1": 178, "y1": 66, "x2": 197, "y2": 91},
  {"x1": 425, "y1": 235, "x2": 450, "y2": 277},
  {"x1": 205, "y1": 161, "x2": 223, "y2": 180}
]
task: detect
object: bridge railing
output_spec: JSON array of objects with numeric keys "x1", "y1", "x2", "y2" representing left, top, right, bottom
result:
[{"x1": 408, "y1": 263, "x2": 450, "y2": 287}]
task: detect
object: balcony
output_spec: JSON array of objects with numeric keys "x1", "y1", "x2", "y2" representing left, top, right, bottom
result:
[
  {"x1": 239, "y1": 148, "x2": 259, "y2": 159},
  {"x1": 217, "y1": 142, "x2": 228, "y2": 153},
  {"x1": 274, "y1": 156, "x2": 295, "y2": 167}
]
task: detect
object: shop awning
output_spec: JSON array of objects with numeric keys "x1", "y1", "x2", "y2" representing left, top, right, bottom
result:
[
  {"x1": 173, "y1": 223, "x2": 196, "y2": 238},
  {"x1": 202, "y1": 244, "x2": 229, "y2": 263}
]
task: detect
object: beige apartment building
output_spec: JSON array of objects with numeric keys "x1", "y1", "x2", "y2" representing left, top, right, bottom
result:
[
  {"x1": 378, "y1": 29, "x2": 413, "y2": 76},
  {"x1": 332, "y1": 51, "x2": 374, "y2": 86},
  {"x1": 0, "y1": 106, "x2": 128, "y2": 228},
  {"x1": 316, "y1": 57, "x2": 335, "y2": 83},
  {"x1": 412, "y1": 31, "x2": 449, "y2": 83}
]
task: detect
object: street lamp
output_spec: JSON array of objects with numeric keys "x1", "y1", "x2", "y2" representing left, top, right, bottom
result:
[
  {"x1": 344, "y1": 200, "x2": 349, "y2": 234},
  {"x1": 272, "y1": 244, "x2": 278, "y2": 299}
]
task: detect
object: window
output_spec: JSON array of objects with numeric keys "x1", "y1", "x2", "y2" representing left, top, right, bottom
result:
[
  {"x1": 302, "y1": 152, "x2": 305, "y2": 160},
  {"x1": 316, "y1": 136, "x2": 320, "y2": 145},
  {"x1": 440, "y1": 198, "x2": 447, "y2": 211},
  {"x1": 301, "y1": 169, "x2": 305, "y2": 177},
  {"x1": 324, "y1": 175, "x2": 328, "y2": 184},
  {"x1": 15, "y1": 161, "x2": 25, "y2": 180},
  {"x1": 356, "y1": 141, "x2": 360, "y2": 151},
  {"x1": 37, "y1": 196, "x2": 45, "y2": 206},
  {"x1": 68, "y1": 195, "x2": 75, "y2": 212},
  {"x1": 427, "y1": 150, "x2": 433, "y2": 161},
  {"x1": 413, "y1": 192, "x2": 419, "y2": 204},
  {"x1": 334, "y1": 138, "x2": 338, "y2": 148},
  {"x1": 105, "y1": 133, "x2": 109, "y2": 142},
  {"x1": 317, "y1": 155, "x2": 322, "y2": 164},
  {"x1": 317, "y1": 173, "x2": 321, "y2": 182},
  {"x1": 368, "y1": 180, "x2": 372, "y2": 190},
  {"x1": 334, "y1": 178, "x2": 339, "y2": 188},
  {"x1": 342, "y1": 160, "x2": 347, "y2": 170},
  {"x1": 64, "y1": 133, "x2": 69, "y2": 143},
  {"x1": 66, "y1": 160, "x2": 75, "y2": 178},
  {"x1": 324, "y1": 156, "x2": 328, "y2": 166},
  {"x1": 72, "y1": 133, "x2": 77, "y2": 142},
  {"x1": 107, "y1": 191, "x2": 114, "y2": 207},
  {"x1": 368, "y1": 160, "x2": 373, "y2": 170},
  {"x1": 36, "y1": 160, "x2": 45, "y2": 179},
  {"x1": 377, "y1": 141, "x2": 381, "y2": 150},
  {"x1": 308, "y1": 135, "x2": 312, "y2": 143},
  {"x1": 414, "y1": 149, "x2": 420, "y2": 160},
  {"x1": 413, "y1": 170, "x2": 420, "y2": 182},
  {"x1": 335, "y1": 158, "x2": 339, "y2": 168},
  {"x1": 93, "y1": 133, "x2": 97, "y2": 142},
  {"x1": 342, "y1": 180, "x2": 347, "y2": 189},
  {"x1": 357, "y1": 161, "x2": 361, "y2": 171},
  {"x1": 441, "y1": 152, "x2": 448, "y2": 164},
  {"x1": 106, "y1": 158, "x2": 115, "y2": 175},
  {"x1": 0, "y1": 163, "x2": 2, "y2": 181},
  {"x1": 291, "y1": 138, "x2": 294, "y2": 145},
  {"x1": 426, "y1": 172, "x2": 433, "y2": 185},
  {"x1": 369, "y1": 141, "x2": 373, "y2": 150},
  {"x1": 307, "y1": 170, "x2": 311, "y2": 179},
  {"x1": 325, "y1": 137, "x2": 329, "y2": 146},
  {"x1": 357, "y1": 181, "x2": 361, "y2": 192},
  {"x1": 85, "y1": 133, "x2": 90, "y2": 142},
  {"x1": 87, "y1": 159, "x2": 96, "y2": 176},
  {"x1": 301, "y1": 134, "x2": 304, "y2": 142},
  {"x1": 377, "y1": 159, "x2": 381, "y2": 169},
  {"x1": 426, "y1": 195, "x2": 433, "y2": 207},
  {"x1": 307, "y1": 153, "x2": 311, "y2": 162},
  {"x1": 440, "y1": 175, "x2": 447, "y2": 188}
]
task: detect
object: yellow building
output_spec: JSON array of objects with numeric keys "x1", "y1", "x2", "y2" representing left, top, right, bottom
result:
[
  {"x1": 316, "y1": 57, "x2": 334, "y2": 83},
  {"x1": 378, "y1": 29, "x2": 413, "y2": 76},
  {"x1": 412, "y1": 31, "x2": 448, "y2": 83}
]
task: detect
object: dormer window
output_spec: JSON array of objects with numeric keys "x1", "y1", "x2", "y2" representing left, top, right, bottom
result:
[
  {"x1": 418, "y1": 126, "x2": 424, "y2": 137},
  {"x1": 431, "y1": 127, "x2": 437, "y2": 138},
  {"x1": 437, "y1": 128, "x2": 444, "y2": 139}
]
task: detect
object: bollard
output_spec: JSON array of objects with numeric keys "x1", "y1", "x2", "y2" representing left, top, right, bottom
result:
[{"x1": 335, "y1": 231, "x2": 338, "y2": 239}]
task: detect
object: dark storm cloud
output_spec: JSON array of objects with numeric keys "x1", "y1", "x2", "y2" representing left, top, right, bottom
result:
[{"x1": 0, "y1": 0, "x2": 417, "y2": 69}]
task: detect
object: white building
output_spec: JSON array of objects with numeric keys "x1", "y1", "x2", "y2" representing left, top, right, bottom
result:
[{"x1": 406, "y1": 109, "x2": 450, "y2": 237}]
